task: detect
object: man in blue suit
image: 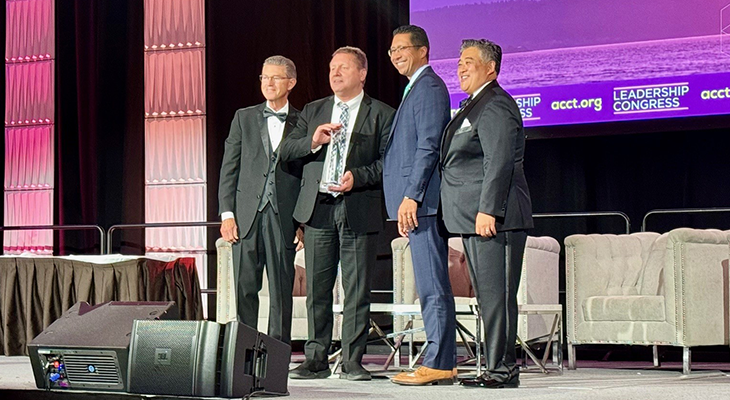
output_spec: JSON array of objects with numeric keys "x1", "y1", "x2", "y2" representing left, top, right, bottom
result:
[{"x1": 385, "y1": 25, "x2": 457, "y2": 386}]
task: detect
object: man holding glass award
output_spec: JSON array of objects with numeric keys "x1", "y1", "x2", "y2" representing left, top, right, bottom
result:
[{"x1": 279, "y1": 46, "x2": 394, "y2": 381}]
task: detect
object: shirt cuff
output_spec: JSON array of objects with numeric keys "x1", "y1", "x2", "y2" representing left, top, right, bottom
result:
[
  {"x1": 311, "y1": 145, "x2": 322, "y2": 153},
  {"x1": 221, "y1": 212, "x2": 235, "y2": 221}
]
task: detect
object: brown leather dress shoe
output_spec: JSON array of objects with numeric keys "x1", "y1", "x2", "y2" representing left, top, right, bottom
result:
[{"x1": 391, "y1": 366, "x2": 455, "y2": 386}]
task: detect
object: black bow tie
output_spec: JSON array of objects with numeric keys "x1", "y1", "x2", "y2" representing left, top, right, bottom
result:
[
  {"x1": 263, "y1": 108, "x2": 287, "y2": 122},
  {"x1": 459, "y1": 95, "x2": 473, "y2": 109}
]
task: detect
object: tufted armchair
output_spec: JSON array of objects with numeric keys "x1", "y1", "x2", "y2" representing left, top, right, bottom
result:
[{"x1": 564, "y1": 229, "x2": 730, "y2": 374}]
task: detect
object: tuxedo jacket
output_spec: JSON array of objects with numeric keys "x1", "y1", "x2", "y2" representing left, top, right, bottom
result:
[
  {"x1": 218, "y1": 102, "x2": 302, "y2": 246},
  {"x1": 383, "y1": 66, "x2": 450, "y2": 219},
  {"x1": 440, "y1": 81, "x2": 533, "y2": 234},
  {"x1": 279, "y1": 94, "x2": 395, "y2": 233}
]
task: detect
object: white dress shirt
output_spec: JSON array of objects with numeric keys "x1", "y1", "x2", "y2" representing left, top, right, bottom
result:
[
  {"x1": 403, "y1": 64, "x2": 429, "y2": 96},
  {"x1": 221, "y1": 101, "x2": 289, "y2": 221},
  {"x1": 266, "y1": 101, "x2": 289, "y2": 151},
  {"x1": 471, "y1": 80, "x2": 492, "y2": 99}
]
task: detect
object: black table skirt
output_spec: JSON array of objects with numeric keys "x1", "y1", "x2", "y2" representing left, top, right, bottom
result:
[{"x1": 0, "y1": 257, "x2": 204, "y2": 356}]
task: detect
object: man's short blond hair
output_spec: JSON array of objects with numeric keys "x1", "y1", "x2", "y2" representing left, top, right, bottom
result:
[{"x1": 332, "y1": 46, "x2": 368, "y2": 70}]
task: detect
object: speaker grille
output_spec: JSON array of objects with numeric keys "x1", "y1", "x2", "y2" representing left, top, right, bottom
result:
[
  {"x1": 64, "y1": 354, "x2": 121, "y2": 385},
  {"x1": 128, "y1": 320, "x2": 218, "y2": 396},
  {"x1": 130, "y1": 321, "x2": 195, "y2": 394}
]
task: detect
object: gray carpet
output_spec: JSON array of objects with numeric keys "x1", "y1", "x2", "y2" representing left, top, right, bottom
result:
[{"x1": 3, "y1": 356, "x2": 729, "y2": 400}]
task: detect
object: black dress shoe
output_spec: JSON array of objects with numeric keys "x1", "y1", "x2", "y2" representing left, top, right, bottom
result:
[
  {"x1": 459, "y1": 372, "x2": 519, "y2": 388},
  {"x1": 289, "y1": 360, "x2": 331, "y2": 380},
  {"x1": 339, "y1": 362, "x2": 372, "y2": 381}
]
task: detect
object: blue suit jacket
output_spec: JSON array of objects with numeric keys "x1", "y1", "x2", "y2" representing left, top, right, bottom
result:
[{"x1": 383, "y1": 66, "x2": 451, "y2": 219}]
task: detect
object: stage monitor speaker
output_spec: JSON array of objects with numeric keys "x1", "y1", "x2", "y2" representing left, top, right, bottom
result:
[
  {"x1": 127, "y1": 320, "x2": 220, "y2": 397},
  {"x1": 27, "y1": 301, "x2": 178, "y2": 391},
  {"x1": 219, "y1": 321, "x2": 290, "y2": 398}
]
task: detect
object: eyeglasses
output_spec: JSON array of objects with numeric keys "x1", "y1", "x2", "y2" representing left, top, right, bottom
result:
[
  {"x1": 259, "y1": 75, "x2": 290, "y2": 83},
  {"x1": 387, "y1": 45, "x2": 420, "y2": 57}
]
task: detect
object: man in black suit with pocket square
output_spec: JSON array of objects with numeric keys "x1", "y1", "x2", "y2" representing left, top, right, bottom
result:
[
  {"x1": 218, "y1": 55, "x2": 302, "y2": 345},
  {"x1": 440, "y1": 39, "x2": 533, "y2": 389},
  {"x1": 280, "y1": 46, "x2": 395, "y2": 381}
]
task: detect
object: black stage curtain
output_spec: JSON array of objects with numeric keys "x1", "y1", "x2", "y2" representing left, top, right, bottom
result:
[
  {"x1": 54, "y1": 0, "x2": 145, "y2": 255},
  {"x1": 525, "y1": 126, "x2": 730, "y2": 236}
]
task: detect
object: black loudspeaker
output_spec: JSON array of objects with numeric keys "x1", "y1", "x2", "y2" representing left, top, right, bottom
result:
[
  {"x1": 27, "y1": 301, "x2": 178, "y2": 391},
  {"x1": 127, "y1": 320, "x2": 220, "y2": 396},
  {"x1": 219, "y1": 321, "x2": 290, "y2": 398}
]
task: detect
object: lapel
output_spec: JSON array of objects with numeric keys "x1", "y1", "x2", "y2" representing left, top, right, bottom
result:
[
  {"x1": 387, "y1": 67, "x2": 431, "y2": 151},
  {"x1": 317, "y1": 97, "x2": 335, "y2": 161},
  {"x1": 257, "y1": 103, "x2": 271, "y2": 156},
  {"x1": 282, "y1": 108, "x2": 297, "y2": 141},
  {"x1": 440, "y1": 80, "x2": 499, "y2": 165},
  {"x1": 347, "y1": 94, "x2": 372, "y2": 161}
]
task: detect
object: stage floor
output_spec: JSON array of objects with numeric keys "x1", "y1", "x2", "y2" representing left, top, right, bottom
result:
[{"x1": 2, "y1": 354, "x2": 729, "y2": 400}]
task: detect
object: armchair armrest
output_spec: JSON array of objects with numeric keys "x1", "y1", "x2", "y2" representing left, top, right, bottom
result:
[
  {"x1": 664, "y1": 228, "x2": 730, "y2": 346},
  {"x1": 519, "y1": 236, "x2": 560, "y2": 306},
  {"x1": 215, "y1": 238, "x2": 236, "y2": 324},
  {"x1": 392, "y1": 237, "x2": 416, "y2": 305}
]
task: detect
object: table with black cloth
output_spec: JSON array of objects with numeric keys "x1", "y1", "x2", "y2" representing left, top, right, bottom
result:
[{"x1": 0, "y1": 255, "x2": 204, "y2": 356}]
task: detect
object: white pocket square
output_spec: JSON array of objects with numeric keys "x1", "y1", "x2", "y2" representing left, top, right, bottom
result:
[{"x1": 455, "y1": 118, "x2": 472, "y2": 135}]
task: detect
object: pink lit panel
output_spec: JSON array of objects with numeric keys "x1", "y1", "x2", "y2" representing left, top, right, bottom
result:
[
  {"x1": 5, "y1": 0, "x2": 55, "y2": 61},
  {"x1": 145, "y1": 183, "x2": 206, "y2": 251},
  {"x1": 145, "y1": 116, "x2": 206, "y2": 184},
  {"x1": 3, "y1": 189, "x2": 53, "y2": 254},
  {"x1": 144, "y1": 0, "x2": 205, "y2": 50},
  {"x1": 145, "y1": 49, "x2": 205, "y2": 116},
  {"x1": 4, "y1": 126, "x2": 54, "y2": 190},
  {"x1": 5, "y1": 61, "x2": 54, "y2": 125}
]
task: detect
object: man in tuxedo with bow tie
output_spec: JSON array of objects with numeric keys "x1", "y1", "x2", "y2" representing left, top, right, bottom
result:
[
  {"x1": 383, "y1": 25, "x2": 456, "y2": 386},
  {"x1": 440, "y1": 40, "x2": 533, "y2": 389},
  {"x1": 218, "y1": 55, "x2": 302, "y2": 345},
  {"x1": 281, "y1": 46, "x2": 394, "y2": 381}
]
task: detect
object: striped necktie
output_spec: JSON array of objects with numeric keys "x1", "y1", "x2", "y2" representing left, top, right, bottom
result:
[{"x1": 328, "y1": 102, "x2": 349, "y2": 197}]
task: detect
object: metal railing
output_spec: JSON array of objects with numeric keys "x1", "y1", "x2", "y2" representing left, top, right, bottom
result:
[
  {"x1": 106, "y1": 221, "x2": 222, "y2": 255},
  {"x1": 533, "y1": 211, "x2": 631, "y2": 234},
  {"x1": 0, "y1": 224, "x2": 106, "y2": 254},
  {"x1": 641, "y1": 207, "x2": 730, "y2": 232},
  {"x1": 106, "y1": 221, "x2": 223, "y2": 297}
]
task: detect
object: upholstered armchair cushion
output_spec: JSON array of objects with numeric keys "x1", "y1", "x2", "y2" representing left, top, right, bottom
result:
[
  {"x1": 447, "y1": 239, "x2": 474, "y2": 298},
  {"x1": 583, "y1": 295, "x2": 665, "y2": 322}
]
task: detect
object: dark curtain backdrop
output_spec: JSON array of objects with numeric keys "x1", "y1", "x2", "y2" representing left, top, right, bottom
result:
[
  {"x1": 54, "y1": 0, "x2": 145, "y2": 255},
  {"x1": 525, "y1": 125, "x2": 730, "y2": 239}
]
